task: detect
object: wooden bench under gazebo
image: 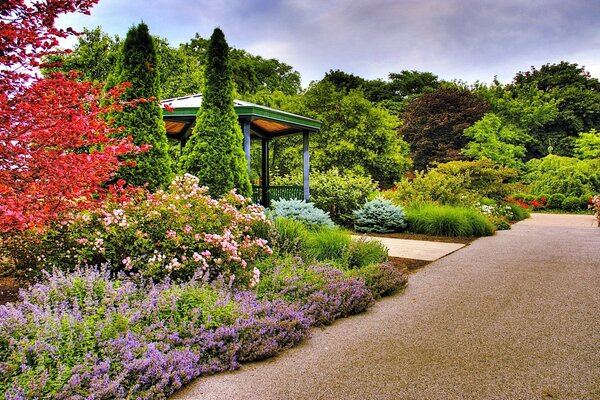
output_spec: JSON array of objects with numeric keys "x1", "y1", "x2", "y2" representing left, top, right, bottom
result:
[{"x1": 162, "y1": 95, "x2": 321, "y2": 206}]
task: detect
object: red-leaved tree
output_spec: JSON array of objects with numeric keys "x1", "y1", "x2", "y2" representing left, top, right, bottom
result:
[{"x1": 0, "y1": 0, "x2": 141, "y2": 232}]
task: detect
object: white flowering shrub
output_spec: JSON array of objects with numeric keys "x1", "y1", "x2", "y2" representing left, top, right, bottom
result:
[{"x1": 23, "y1": 174, "x2": 272, "y2": 287}]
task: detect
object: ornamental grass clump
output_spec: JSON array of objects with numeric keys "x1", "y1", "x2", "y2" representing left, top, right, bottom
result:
[
  {"x1": 0, "y1": 267, "x2": 311, "y2": 399},
  {"x1": 270, "y1": 217, "x2": 310, "y2": 256},
  {"x1": 304, "y1": 227, "x2": 352, "y2": 262},
  {"x1": 353, "y1": 197, "x2": 406, "y2": 233},
  {"x1": 346, "y1": 238, "x2": 388, "y2": 269},
  {"x1": 405, "y1": 203, "x2": 495, "y2": 237},
  {"x1": 14, "y1": 174, "x2": 272, "y2": 287},
  {"x1": 270, "y1": 199, "x2": 335, "y2": 228}
]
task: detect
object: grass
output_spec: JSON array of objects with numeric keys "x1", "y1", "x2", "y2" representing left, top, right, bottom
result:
[{"x1": 405, "y1": 203, "x2": 495, "y2": 237}]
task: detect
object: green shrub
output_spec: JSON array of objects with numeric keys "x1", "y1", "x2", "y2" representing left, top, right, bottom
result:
[
  {"x1": 562, "y1": 196, "x2": 585, "y2": 211},
  {"x1": 506, "y1": 203, "x2": 530, "y2": 221},
  {"x1": 353, "y1": 198, "x2": 406, "y2": 233},
  {"x1": 383, "y1": 158, "x2": 517, "y2": 206},
  {"x1": 547, "y1": 193, "x2": 565, "y2": 209},
  {"x1": 271, "y1": 217, "x2": 309, "y2": 256},
  {"x1": 310, "y1": 169, "x2": 378, "y2": 227},
  {"x1": 346, "y1": 238, "x2": 388, "y2": 269},
  {"x1": 488, "y1": 215, "x2": 511, "y2": 230},
  {"x1": 304, "y1": 227, "x2": 352, "y2": 262},
  {"x1": 384, "y1": 169, "x2": 472, "y2": 206},
  {"x1": 406, "y1": 203, "x2": 495, "y2": 237},
  {"x1": 347, "y1": 262, "x2": 408, "y2": 298},
  {"x1": 525, "y1": 155, "x2": 600, "y2": 200},
  {"x1": 271, "y1": 199, "x2": 335, "y2": 228}
]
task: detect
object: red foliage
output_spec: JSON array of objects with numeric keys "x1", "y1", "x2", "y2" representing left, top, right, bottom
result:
[{"x1": 0, "y1": 0, "x2": 141, "y2": 232}]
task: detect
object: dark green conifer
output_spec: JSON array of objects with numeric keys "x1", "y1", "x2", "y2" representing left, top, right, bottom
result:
[
  {"x1": 108, "y1": 22, "x2": 172, "y2": 190},
  {"x1": 181, "y1": 27, "x2": 252, "y2": 198}
]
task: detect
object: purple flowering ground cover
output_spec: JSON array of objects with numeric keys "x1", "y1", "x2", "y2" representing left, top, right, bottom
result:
[{"x1": 0, "y1": 268, "x2": 311, "y2": 399}]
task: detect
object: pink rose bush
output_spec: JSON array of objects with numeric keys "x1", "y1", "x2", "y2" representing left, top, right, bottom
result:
[{"x1": 15, "y1": 174, "x2": 272, "y2": 287}]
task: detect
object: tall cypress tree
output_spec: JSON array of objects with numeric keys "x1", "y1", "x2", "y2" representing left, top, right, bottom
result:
[
  {"x1": 108, "y1": 22, "x2": 172, "y2": 190},
  {"x1": 181, "y1": 28, "x2": 252, "y2": 198}
]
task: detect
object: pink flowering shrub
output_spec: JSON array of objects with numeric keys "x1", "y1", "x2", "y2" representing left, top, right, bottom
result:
[{"x1": 14, "y1": 174, "x2": 272, "y2": 287}]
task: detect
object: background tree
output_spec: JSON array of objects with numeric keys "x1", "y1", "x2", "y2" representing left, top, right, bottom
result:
[
  {"x1": 462, "y1": 113, "x2": 529, "y2": 169},
  {"x1": 574, "y1": 129, "x2": 600, "y2": 160},
  {"x1": 106, "y1": 22, "x2": 172, "y2": 190},
  {"x1": 399, "y1": 86, "x2": 489, "y2": 170},
  {"x1": 181, "y1": 28, "x2": 251, "y2": 197},
  {"x1": 44, "y1": 27, "x2": 120, "y2": 83},
  {"x1": 513, "y1": 62, "x2": 600, "y2": 157},
  {"x1": 0, "y1": 0, "x2": 139, "y2": 232}
]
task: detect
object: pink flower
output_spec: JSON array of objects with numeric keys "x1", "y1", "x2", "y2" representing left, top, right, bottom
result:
[
  {"x1": 184, "y1": 225, "x2": 193, "y2": 233},
  {"x1": 166, "y1": 229, "x2": 177, "y2": 239}
]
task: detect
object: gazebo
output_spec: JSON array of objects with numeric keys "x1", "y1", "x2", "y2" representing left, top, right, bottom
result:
[{"x1": 162, "y1": 95, "x2": 321, "y2": 206}]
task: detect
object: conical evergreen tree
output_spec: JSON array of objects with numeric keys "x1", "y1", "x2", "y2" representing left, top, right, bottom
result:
[
  {"x1": 108, "y1": 22, "x2": 172, "y2": 190},
  {"x1": 181, "y1": 27, "x2": 252, "y2": 198}
]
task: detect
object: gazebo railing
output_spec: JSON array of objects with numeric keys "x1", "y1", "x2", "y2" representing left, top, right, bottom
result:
[{"x1": 252, "y1": 185, "x2": 303, "y2": 206}]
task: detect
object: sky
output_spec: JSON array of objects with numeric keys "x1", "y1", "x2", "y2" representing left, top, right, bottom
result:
[{"x1": 56, "y1": 0, "x2": 600, "y2": 88}]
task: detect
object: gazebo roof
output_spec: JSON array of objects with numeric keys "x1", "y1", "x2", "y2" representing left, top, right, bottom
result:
[{"x1": 162, "y1": 94, "x2": 321, "y2": 141}]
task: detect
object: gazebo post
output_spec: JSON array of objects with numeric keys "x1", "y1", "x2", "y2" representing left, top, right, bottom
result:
[
  {"x1": 261, "y1": 137, "x2": 270, "y2": 206},
  {"x1": 242, "y1": 119, "x2": 251, "y2": 174},
  {"x1": 303, "y1": 130, "x2": 310, "y2": 201}
]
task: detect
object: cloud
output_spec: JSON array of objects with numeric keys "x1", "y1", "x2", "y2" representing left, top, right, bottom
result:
[{"x1": 56, "y1": 0, "x2": 600, "y2": 87}]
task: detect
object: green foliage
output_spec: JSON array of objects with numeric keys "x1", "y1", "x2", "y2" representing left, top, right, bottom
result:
[
  {"x1": 462, "y1": 113, "x2": 530, "y2": 169},
  {"x1": 301, "y1": 82, "x2": 412, "y2": 186},
  {"x1": 488, "y1": 215, "x2": 511, "y2": 230},
  {"x1": 346, "y1": 262, "x2": 408, "y2": 298},
  {"x1": 310, "y1": 169, "x2": 378, "y2": 226},
  {"x1": 575, "y1": 129, "x2": 600, "y2": 160},
  {"x1": 181, "y1": 28, "x2": 251, "y2": 198},
  {"x1": 405, "y1": 203, "x2": 495, "y2": 237},
  {"x1": 270, "y1": 199, "x2": 335, "y2": 228},
  {"x1": 399, "y1": 86, "x2": 490, "y2": 170},
  {"x1": 304, "y1": 227, "x2": 352, "y2": 262},
  {"x1": 384, "y1": 158, "x2": 517, "y2": 206},
  {"x1": 353, "y1": 198, "x2": 406, "y2": 233},
  {"x1": 434, "y1": 159, "x2": 518, "y2": 199},
  {"x1": 525, "y1": 155, "x2": 600, "y2": 199},
  {"x1": 44, "y1": 27, "x2": 121, "y2": 83},
  {"x1": 345, "y1": 238, "x2": 388, "y2": 269},
  {"x1": 270, "y1": 217, "x2": 310, "y2": 256},
  {"x1": 107, "y1": 22, "x2": 172, "y2": 190},
  {"x1": 561, "y1": 196, "x2": 588, "y2": 211},
  {"x1": 513, "y1": 62, "x2": 600, "y2": 157},
  {"x1": 506, "y1": 203, "x2": 530, "y2": 221}
]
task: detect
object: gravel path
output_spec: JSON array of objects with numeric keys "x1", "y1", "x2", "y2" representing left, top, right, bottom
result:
[{"x1": 173, "y1": 214, "x2": 600, "y2": 400}]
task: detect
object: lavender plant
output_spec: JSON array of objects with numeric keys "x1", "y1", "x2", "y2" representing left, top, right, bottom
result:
[
  {"x1": 257, "y1": 259, "x2": 374, "y2": 326},
  {"x1": 0, "y1": 267, "x2": 310, "y2": 399}
]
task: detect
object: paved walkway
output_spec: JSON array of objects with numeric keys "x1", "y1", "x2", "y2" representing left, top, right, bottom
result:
[
  {"x1": 173, "y1": 214, "x2": 600, "y2": 400},
  {"x1": 353, "y1": 235, "x2": 465, "y2": 261}
]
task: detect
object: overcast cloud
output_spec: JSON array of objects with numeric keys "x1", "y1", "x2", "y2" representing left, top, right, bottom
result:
[{"x1": 57, "y1": 0, "x2": 600, "y2": 87}]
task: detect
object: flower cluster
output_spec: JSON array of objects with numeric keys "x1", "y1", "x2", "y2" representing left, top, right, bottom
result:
[
  {"x1": 22, "y1": 174, "x2": 272, "y2": 287},
  {"x1": 0, "y1": 268, "x2": 311, "y2": 399},
  {"x1": 504, "y1": 196, "x2": 547, "y2": 210}
]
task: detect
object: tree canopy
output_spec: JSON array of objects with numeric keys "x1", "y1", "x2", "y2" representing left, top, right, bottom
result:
[{"x1": 399, "y1": 86, "x2": 489, "y2": 170}]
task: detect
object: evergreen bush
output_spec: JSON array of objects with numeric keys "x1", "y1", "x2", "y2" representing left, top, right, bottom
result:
[
  {"x1": 271, "y1": 199, "x2": 335, "y2": 228},
  {"x1": 107, "y1": 22, "x2": 172, "y2": 190},
  {"x1": 181, "y1": 28, "x2": 251, "y2": 197},
  {"x1": 353, "y1": 197, "x2": 406, "y2": 233}
]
